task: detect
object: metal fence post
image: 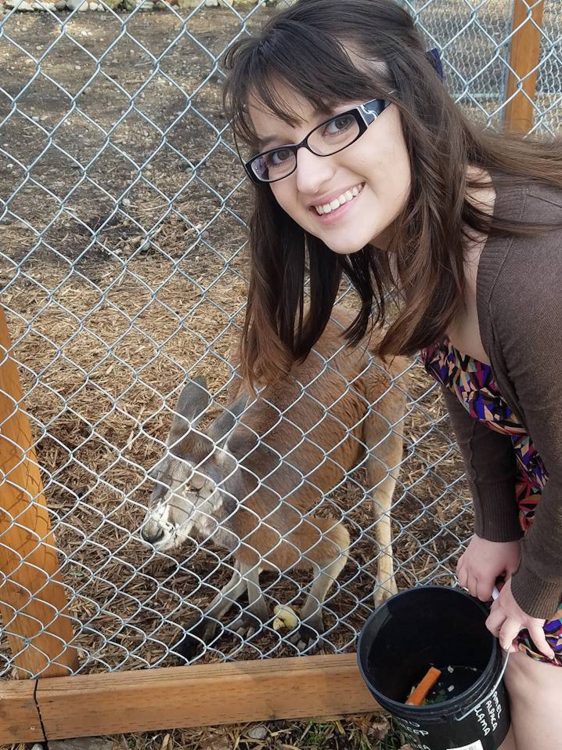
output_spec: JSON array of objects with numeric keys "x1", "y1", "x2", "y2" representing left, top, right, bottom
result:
[
  {"x1": 504, "y1": 0, "x2": 545, "y2": 132},
  {"x1": 0, "y1": 308, "x2": 78, "y2": 678}
]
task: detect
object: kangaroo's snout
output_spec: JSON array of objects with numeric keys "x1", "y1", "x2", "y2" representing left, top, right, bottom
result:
[{"x1": 141, "y1": 520, "x2": 166, "y2": 545}]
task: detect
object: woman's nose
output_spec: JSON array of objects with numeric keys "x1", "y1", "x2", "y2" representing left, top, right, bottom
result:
[{"x1": 294, "y1": 147, "x2": 335, "y2": 195}]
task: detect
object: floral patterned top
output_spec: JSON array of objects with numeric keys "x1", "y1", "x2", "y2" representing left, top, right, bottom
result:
[{"x1": 421, "y1": 337, "x2": 548, "y2": 529}]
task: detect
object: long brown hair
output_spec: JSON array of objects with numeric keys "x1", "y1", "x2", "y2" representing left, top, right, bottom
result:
[{"x1": 223, "y1": 0, "x2": 562, "y2": 386}]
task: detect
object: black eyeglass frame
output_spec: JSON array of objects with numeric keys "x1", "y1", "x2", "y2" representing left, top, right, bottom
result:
[{"x1": 244, "y1": 97, "x2": 394, "y2": 185}]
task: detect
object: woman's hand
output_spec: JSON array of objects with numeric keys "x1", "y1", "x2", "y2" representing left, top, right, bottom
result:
[
  {"x1": 486, "y1": 577, "x2": 554, "y2": 659},
  {"x1": 457, "y1": 535, "x2": 521, "y2": 602}
]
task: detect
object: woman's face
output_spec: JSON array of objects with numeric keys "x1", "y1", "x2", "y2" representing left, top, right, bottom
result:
[{"x1": 248, "y1": 82, "x2": 412, "y2": 254}]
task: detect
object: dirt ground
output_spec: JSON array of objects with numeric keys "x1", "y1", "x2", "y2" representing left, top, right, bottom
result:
[{"x1": 0, "y1": 2, "x2": 560, "y2": 748}]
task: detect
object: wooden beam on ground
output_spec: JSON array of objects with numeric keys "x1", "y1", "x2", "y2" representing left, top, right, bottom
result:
[
  {"x1": 0, "y1": 679, "x2": 44, "y2": 744},
  {"x1": 32, "y1": 654, "x2": 379, "y2": 740},
  {"x1": 0, "y1": 307, "x2": 78, "y2": 678},
  {"x1": 504, "y1": 0, "x2": 545, "y2": 133}
]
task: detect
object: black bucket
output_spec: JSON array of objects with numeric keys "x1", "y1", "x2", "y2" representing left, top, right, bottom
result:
[{"x1": 357, "y1": 586, "x2": 510, "y2": 750}]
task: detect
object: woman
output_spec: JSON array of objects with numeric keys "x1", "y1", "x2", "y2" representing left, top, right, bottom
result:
[{"x1": 222, "y1": 1, "x2": 562, "y2": 747}]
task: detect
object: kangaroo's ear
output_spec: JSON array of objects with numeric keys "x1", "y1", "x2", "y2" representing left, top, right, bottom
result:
[
  {"x1": 168, "y1": 377, "x2": 211, "y2": 447},
  {"x1": 206, "y1": 393, "x2": 251, "y2": 446}
]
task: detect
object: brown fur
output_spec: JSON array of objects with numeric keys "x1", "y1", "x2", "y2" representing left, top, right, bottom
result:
[{"x1": 142, "y1": 305, "x2": 407, "y2": 657}]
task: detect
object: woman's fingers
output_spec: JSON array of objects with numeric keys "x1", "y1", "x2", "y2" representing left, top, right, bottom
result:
[
  {"x1": 462, "y1": 573, "x2": 493, "y2": 601},
  {"x1": 527, "y1": 622, "x2": 555, "y2": 660},
  {"x1": 467, "y1": 574, "x2": 479, "y2": 598},
  {"x1": 456, "y1": 556, "x2": 468, "y2": 586},
  {"x1": 486, "y1": 609, "x2": 503, "y2": 637},
  {"x1": 487, "y1": 612, "x2": 554, "y2": 660},
  {"x1": 476, "y1": 577, "x2": 494, "y2": 602},
  {"x1": 487, "y1": 612, "x2": 518, "y2": 652},
  {"x1": 456, "y1": 555, "x2": 496, "y2": 601},
  {"x1": 497, "y1": 618, "x2": 519, "y2": 652}
]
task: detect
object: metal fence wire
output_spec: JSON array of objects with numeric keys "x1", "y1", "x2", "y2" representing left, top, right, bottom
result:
[{"x1": 0, "y1": 0, "x2": 560, "y2": 679}]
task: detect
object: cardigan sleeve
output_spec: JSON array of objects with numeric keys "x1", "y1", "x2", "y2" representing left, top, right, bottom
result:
[
  {"x1": 488, "y1": 214, "x2": 562, "y2": 618},
  {"x1": 441, "y1": 387, "x2": 522, "y2": 542}
]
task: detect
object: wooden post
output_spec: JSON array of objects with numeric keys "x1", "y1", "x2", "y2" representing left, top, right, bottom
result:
[
  {"x1": 504, "y1": 0, "x2": 545, "y2": 133},
  {"x1": 0, "y1": 307, "x2": 78, "y2": 678}
]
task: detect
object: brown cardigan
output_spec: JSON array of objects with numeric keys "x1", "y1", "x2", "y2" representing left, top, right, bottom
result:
[{"x1": 442, "y1": 175, "x2": 562, "y2": 619}]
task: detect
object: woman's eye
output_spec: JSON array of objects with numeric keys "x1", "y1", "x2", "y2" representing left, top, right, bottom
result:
[
  {"x1": 324, "y1": 114, "x2": 355, "y2": 135},
  {"x1": 266, "y1": 148, "x2": 293, "y2": 167}
]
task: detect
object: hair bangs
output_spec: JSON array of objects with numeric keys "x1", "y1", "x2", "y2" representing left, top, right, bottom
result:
[{"x1": 224, "y1": 20, "x2": 390, "y2": 149}]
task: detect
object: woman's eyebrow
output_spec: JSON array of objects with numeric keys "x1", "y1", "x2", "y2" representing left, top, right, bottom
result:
[
  {"x1": 257, "y1": 134, "x2": 293, "y2": 150},
  {"x1": 255, "y1": 105, "x2": 336, "y2": 151}
]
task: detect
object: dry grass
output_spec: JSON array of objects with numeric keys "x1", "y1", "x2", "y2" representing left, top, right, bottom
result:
[{"x1": 6, "y1": 714, "x2": 410, "y2": 750}]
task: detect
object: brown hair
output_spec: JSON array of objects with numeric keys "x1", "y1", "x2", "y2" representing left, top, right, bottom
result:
[{"x1": 223, "y1": 0, "x2": 562, "y2": 387}]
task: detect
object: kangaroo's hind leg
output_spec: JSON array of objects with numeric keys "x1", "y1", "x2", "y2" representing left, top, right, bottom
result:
[
  {"x1": 174, "y1": 561, "x2": 247, "y2": 662},
  {"x1": 229, "y1": 555, "x2": 269, "y2": 638},
  {"x1": 289, "y1": 516, "x2": 350, "y2": 652}
]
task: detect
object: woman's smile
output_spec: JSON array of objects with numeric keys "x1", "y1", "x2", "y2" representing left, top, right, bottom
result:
[
  {"x1": 311, "y1": 183, "x2": 364, "y2": 216},
  {"x1": 249, "y1": 85, "x2": 411, "y2": 254}
]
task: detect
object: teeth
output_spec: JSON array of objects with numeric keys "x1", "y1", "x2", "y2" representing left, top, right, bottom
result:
[{"x1": 315, "y1": 184, "x2": 363, "y2": 215}]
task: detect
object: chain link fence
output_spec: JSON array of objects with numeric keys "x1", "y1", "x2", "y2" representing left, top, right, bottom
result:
[{"x1": 0, "y1": 0, "x2": 560, "y2": 680}]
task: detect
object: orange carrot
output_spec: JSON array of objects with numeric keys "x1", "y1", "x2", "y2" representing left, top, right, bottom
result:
[{"x1": 406, "y1": 666, "x2": 442, "y2": 706}]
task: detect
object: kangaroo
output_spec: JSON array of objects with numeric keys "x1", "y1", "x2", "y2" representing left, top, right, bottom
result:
[{"x1": 141, "y1": 305, "x2": 408, "y2": 659}]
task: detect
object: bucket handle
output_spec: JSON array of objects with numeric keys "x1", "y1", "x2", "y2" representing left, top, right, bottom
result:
[{"x1": 454, "y1": 648, "x2": 510, "y2": 723}]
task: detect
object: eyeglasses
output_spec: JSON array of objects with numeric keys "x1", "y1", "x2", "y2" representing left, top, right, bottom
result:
[{"x1": 244, "y1": 97, "x2": 393, "y2": 184}]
